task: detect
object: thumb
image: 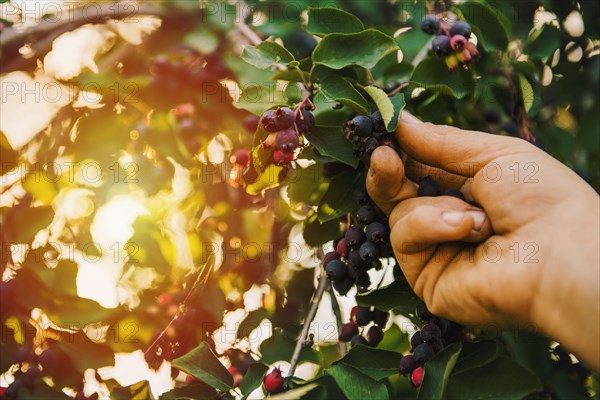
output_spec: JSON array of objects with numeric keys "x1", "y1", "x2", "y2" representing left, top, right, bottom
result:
[{"x1": 396, "y1": 119, "x2": 526, "y2": 177}]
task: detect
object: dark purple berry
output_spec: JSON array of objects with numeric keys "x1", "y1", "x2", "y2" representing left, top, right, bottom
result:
[
  {"x1": 378, "y1": 133, "x2": 400, "y2": 151},
  {"x1": 420, "y1": 323, "x2": 442, "y2": 343},
  {"x1": 323, "y1": 251, "x2": 341, "y2": 266},
  {"x1": 332, "y1": 278, "x2": 354, "y2": 296},
  {"x1": 355, "y1": 272, "x2": 371, "y2": 288},
  {"x1": 373, "y1": 309, "x2": 390, "y2": 327},
  {"x1": 410, "y1": 331, "x2": 424, "y2": 351},
  {"x1": 350, "y1": 334, "x2": 368, "y2": 347},
  {"x1": 357, "y1": 206, "x2": 376, "y2": 225},
  {"x1": 434, "y1": 317, "x2": 450, "y2": 335},
  {"x1": 260, "y1": 107, "x2": 295, "y2": 132},
  {"x1": 367, "y1": 325, "x2": 384, "y2": 347},
  {"x1": 399, "y1": 355, "x2": 418, "y2": 375},
  {"x1": 366, "y1": 222, "x2": 389, "y2": 243},
  {"x1": 242, "y1": 114, "x2": 259, "y2": 133},
  {"x1": 432, "y1": 35, "x2": 452, "y2": 57},
  {"x1": 444, "y1": 189, "x2": 465, "y2": 200},
  {"x1": 354, "y1": 307, "x2": 373, "y2": 326},
  {"x1": 364, "y1": 137, "x2": 380, "y2": 157},
  {"x1": 371, "y1": 111, "x2": 386, "y2": 134},
  {"x1": 295, "y1": 109, "x2": 315, "y2": 134},
  {"x1": 339, "y1": 322, "x2": 359, "y2": 342},
  {"x1": 416, "y1": 302, "x2": 435, "y2": 322},
  {"x1": 449, "y1": 21, "x2": 472, "y2": 38},
  {"x1": 417, "y1": 177, "x2": 443, "y2": 197},
  {"x1": 325, "y1": 260, "x2": 348, "y2": 282},
  {"x1": 345, "y1": 226, "x2": 366, "y2": 248},
  {"x1": 353, "y1": 188, "x2": 371, "y2": 206},
  {"x1": 348, "y1": 249, "x2": 369, "y2": 269},
  {"x1": 275, "y1": 128, "x2": 299, "y2": 154},
  {"x1": 431, "y1": 339, "x2": 444, "y2": 354},
  {"x1": 359, "y1": 242, "x2": 380, "y2": 263},
  {"x1": 421, "y1": 16, "x2": 441, "y2": 35},
  {"x1": 345, "y1": 115, "x2": 373, "y2": 138},
  {"x1": 413, "y1": 343, "x2": 435, "y2": 364}
]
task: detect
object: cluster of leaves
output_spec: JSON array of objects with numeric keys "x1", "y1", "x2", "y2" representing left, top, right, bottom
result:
[{"x1": 0, "y1": 0, "x2": 599, "y2": 399}]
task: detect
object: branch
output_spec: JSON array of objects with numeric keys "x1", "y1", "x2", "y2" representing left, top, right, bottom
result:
[
  {"x1": 328, "y1": 284, "x2": 347, "y2": 355},
  {"x1": 288, "y1": 272, "x2": 329, "y2": 377}
]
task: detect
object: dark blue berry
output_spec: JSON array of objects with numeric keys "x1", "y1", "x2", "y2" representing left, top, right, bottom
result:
[
  {"x1": 348, "y1": 249, "x2": 369, "y2": 269},
  {"x1": 353, "y1": 188, "x2": 371, "y2": 206},
  {"x1": 449, "y1": 21, "x2": 472, "y2": 38},
  {"x1": 421, "y1": 15, "x2": 441, "y2": 35},
  {"x1": 371, "y1": 111, "x2": 386, "y2": 133},
  {"x1": 366, "y1": 222, "x2": 389, "y2": 243},
  {"x1": 345, "y1": 226, "x2": 366, "y2": 248},
  {"x1": 445, "y1": 189, "x2": 465, "y2": 201},
  {"x1": 373, "y1": 309, "x2": 390, "y2": 327},
  {"x1": 357, "y1": 206, "x2": 376, "y2": 225},
  {"x1": 413, "y1": 343, "x2": 435, "y2": 364},
  {"x1": 345, "y1": 115, "x2": 373, "y2": 138},
  {"x1": 354, "y1": 307, "x2": 373, "y2": 326},
  {"x1": 420, "y1": 323, "x2": 442, "y2": 343},
  {"x1": 295, "y1": 109, "x2": 315, "y2": 134},
  {"x1": 411, "y1": 331, "x2": 424, "y2": 351},
  {"x1": 432, "y1": 35, "x2": 452, "y2": 57},
  {"x1": 359, "y1": 242, "x2": 380, "y2": 263},
  {"x1": 350, "y1": 334, "x2": 368, "y2": 347},
  {"x1": 325, "y1": 260, "x2": 348, "y2": 282},
  {"x1": 418, "y1": 177, "x2": 443, "y2": 197}
]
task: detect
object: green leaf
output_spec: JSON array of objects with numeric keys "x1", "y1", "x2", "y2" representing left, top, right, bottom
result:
[
  {"x1": 172, "y1": 342, "x2": 233, "y2": 392},
  {"x1": 240, "y1": 363, "x2": 269, "y2": 395},
  {"x1": 417, "y1": 343, "x2": 462, "y2": 400},
  {"x1": 305, "y1": 125, "x2": 359, "y2": 168},
  {"x1": 158, "y1": 384, "x2": 216, "y2": 400},
  {"x1": 410, "y1": 57, "x2": 474, "y2": 99},
  {"x1": 237, "y1": 308, "x2": 268, "y2": 339},
  {"x1": 111, "y1": 380, "x2": 154, "y2": 400},
  {"x1": 452, "y1": 340, "x2": 506, "y2": 375},
  {"x1": 56, "y1": 331, "x2": 114, "y2": 372},
  {"x1": 246, "y1": 164, "x2": 284, "y2": 195},
  {"x1": 307, "y1": 7, "x2": 364, "y2": 36},
  {"x1": 303, "y1": 210, "x2": 341, "y2": 247},
  {"x1": 446, "y1": 357, "x2": 543, "y2": 400},
  {"x1": 524, "y1": 24, "x2": 561, "y2": 58},
  {"x1": 269, "y1": 383, "x2": 320, "y2": 399},
  {"x1": 241, "y1": 42, "x2": 294, "y2": 69},
  {"x1": 259, "y1": 330, "x2": 322, "y2": 366},
  {"x1": 333, "y1": 346, "x2": 402, "y2": 380},
  {"x1": 325, "y1": 363, "x2": 389, "y2": 400},
  {"x1": 319, "y1": 75, "x2": 370, "y2": 115},
  {"x1": 518, "y1": 74, "x2": 540, "y2": 117},
  {"x1": 287, "y1": 164, "x2": 328, "y2": 206},
  {"x1": 317, "y1": 169, "x2": 362, "y2": 222},
  {"x1": 376, "y1": 323, "x2": 410, "y2": 353},
  {"x1": 313, "y1": 29, "x2": 399, "y2": 70},
  {"x1": 363, "y1": 87, "x2": 405, "y2": 131},
  {"x1": 356, "y1": 277, "x2": 419, "y2": 313},
  {"x1": 1, "y1": 204, "x2": 54, "y2": 243},
  {"x1": 456, "y1": 1, "x2": 509, "y2": 51}
]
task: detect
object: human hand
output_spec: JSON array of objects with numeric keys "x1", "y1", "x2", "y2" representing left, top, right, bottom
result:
[{"x1": 367, "y1": 116, "x2": 600, "y2": 371}]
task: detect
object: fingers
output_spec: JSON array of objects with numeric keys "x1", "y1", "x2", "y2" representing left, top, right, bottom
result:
[
  {"x1": 366, "y1": 146, "x2": 417, "y2": 215},
  {"x1": 389, "y1": 197, "x2": 492, "y2": 247},
  {"x1": 395, "y1": 119, "x2": 526, "y2": 176}
]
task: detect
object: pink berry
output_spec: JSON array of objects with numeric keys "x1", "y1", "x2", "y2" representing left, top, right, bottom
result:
[
  {"x1": 263, "y1": 367, "x2": 285, "y2": 394},
  {"x1": 411, "y1": 367, "x2": 425, "y2": 387}
]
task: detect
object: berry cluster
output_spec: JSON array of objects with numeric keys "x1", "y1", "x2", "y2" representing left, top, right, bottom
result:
[
  {"x1": 345, "y1": 112, "x2": 400, "y2": 164},
  {"x1": 259, "y1": 105, "x2": 315, "y2": 166},
  {"x1": 421, "y1": 16, "x2": 479, "y2": 71},
  {"x1": 339, "y1": 306, "x2": 390, "y2": 347},
  {"x1": 398, "y1": 301, "x2": 465, "y2": 388},
  {"x1": 324, "y1": 187, "x2": 392, "y2": 296}
]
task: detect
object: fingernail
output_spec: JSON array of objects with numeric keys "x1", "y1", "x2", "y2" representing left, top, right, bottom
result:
[
  {"x1": 442, "y1": 211, "x2": 465, "y2": 225},
  {"x1": 467, "y1": 210, "x2": 486, "y2": 232}
]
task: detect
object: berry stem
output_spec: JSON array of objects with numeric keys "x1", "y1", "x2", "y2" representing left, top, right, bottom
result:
[{"x1": 288, "y1": 269, "x2": 330, "y2": 377}]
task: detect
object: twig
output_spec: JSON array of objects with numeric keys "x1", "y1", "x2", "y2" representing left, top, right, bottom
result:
[
  {"x1": 328, "y1": 284, "x2": 347, "y2": 355},
  {"x1": 288, "y1": 272, "x2": 329, "y2": 377}
]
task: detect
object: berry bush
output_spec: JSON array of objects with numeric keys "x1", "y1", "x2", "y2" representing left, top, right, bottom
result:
[{"x1": 0, "y1": 1, "x2": 599, "y2": 399}]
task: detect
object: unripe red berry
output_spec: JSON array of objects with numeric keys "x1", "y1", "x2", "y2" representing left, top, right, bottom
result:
[
  {"x1": 273, "y1": 149, "x2": 294, "y2": 166},
  {"x1": 336, "y1": 238, "x2": 349, "y2": 257},
  {"x1": 242, "y1": 114, "x2": 259, "y2": 133},
  {"x1": 234, "y1": 149, "x2": 250, "y2": 167},
  {"x1": 450, "y1": 35, "x2": 467, "y2": 51},
  {"x1": 263, "y1": 367, "x2": 285, "y2": 394},
  {"x1": 410, "y1": 367, "x2": 425, "y2": 387}
]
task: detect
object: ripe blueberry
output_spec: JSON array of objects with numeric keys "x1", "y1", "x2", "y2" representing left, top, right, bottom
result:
[
  {"x1": 325, "y1": 260, "x2": 348, "y2": 282},
  {"x1": 336, "y1": 238, "x2": 349, "y2": 258},
  {"x1": 367, "y1": 325, "x2": 384, "y2": 347},
  {"x1": 353, "y1": 187, "x2": 371, "y2": 206},
  {"x1": 348, "y1": 249, "x2": 369, "y2": 269},
  {"x1": 357, "y1": 206, "x2": 376, "y2": 225},
  {"x1": 263, "y1": 367, "x2": 285, "y2": 394},
  {"x1": 332, "y1": 278, "x2": 354, "y2": 296},
  {"x1": 413, "y1": 343, "x2": 435, "y2": 364},
  {"x1": 371, "y1": 111, "x2": 386, "y2": 134},
  {"x1": 449, "y1": 21, "x2": 472, "y2": 38},
  {"x1": 399, "y1": 355, "x2": 418, "y2": 375},
  {"x1": 323, "y1": 251, "x2": 341, "y2": 266},
  {"x1": 450, "y1": 35, "x2": 468, "y2": 51},
  {"x1": 260, "y1": 107, "x2": 295, "y2": 132},
  {"x1": 350, "y1": 334, "x2": 368, "y2": 347},
  {"x1": 234, "y1": 149, "x2": 250, "y2": 167},
  {"x1": 444, "y1": 188, "x2": 465, "y2": 200},
  {"x1": 417, "y1": 177, "x2": 443, "y2": 197},
  {"x1": 354, "y1": 307, "x2": 373, "y2": 326},
  {"x1": 275, "y1": 128, "x2": 299, "y2": 154},
  {"x1": 366, "y1": 222, "x2": 389, "y2": 243},
  {"x1": 355, "y1": 271, "x2": 371, "y2": 288},
  {"x1": 421, "y1": 15, "x2": 441, "y2": 35},
  {"x1": 345, "y1": 115, "x2": 373, "y2": 138},
  {"x1": 416, "y1": 302, "x2": 435, "y2": 322},
  {"x1": 364, "y1": 137, "x2": 380, "y2": 158},
  {"x1": 339, "y1": 322, "x2": 359, "y2": 342},
  {"x1": 295, "y1": 109, "x2": 315, "y2": 134},
  {"x1": 273, "y1": 149, "x2": 294, "y2": 166},
  {"x1": 410, "y1": 367, "x2": 425, "y2": 387},
  {"x1": 242, "y1": 114, "x2": 259, "y2": 133},
  {"x1": 432, "y1": 35, "x2": 452, "y2": 57},
  {"x1": 345, "y1": 226, "x2": 366, "y2": 248},
  {"x1": 410, "y1": 331, "x2": 424, "y2": 351},
  {"x1": 359, "y1": 242, "x2": 380, "y2": 263},
  {"x1": 420, "y1": 323, "x2": 442, "y2": 343},
  {"x1": 431, "y1": 339, "x2": 444, "y2": 354}
]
